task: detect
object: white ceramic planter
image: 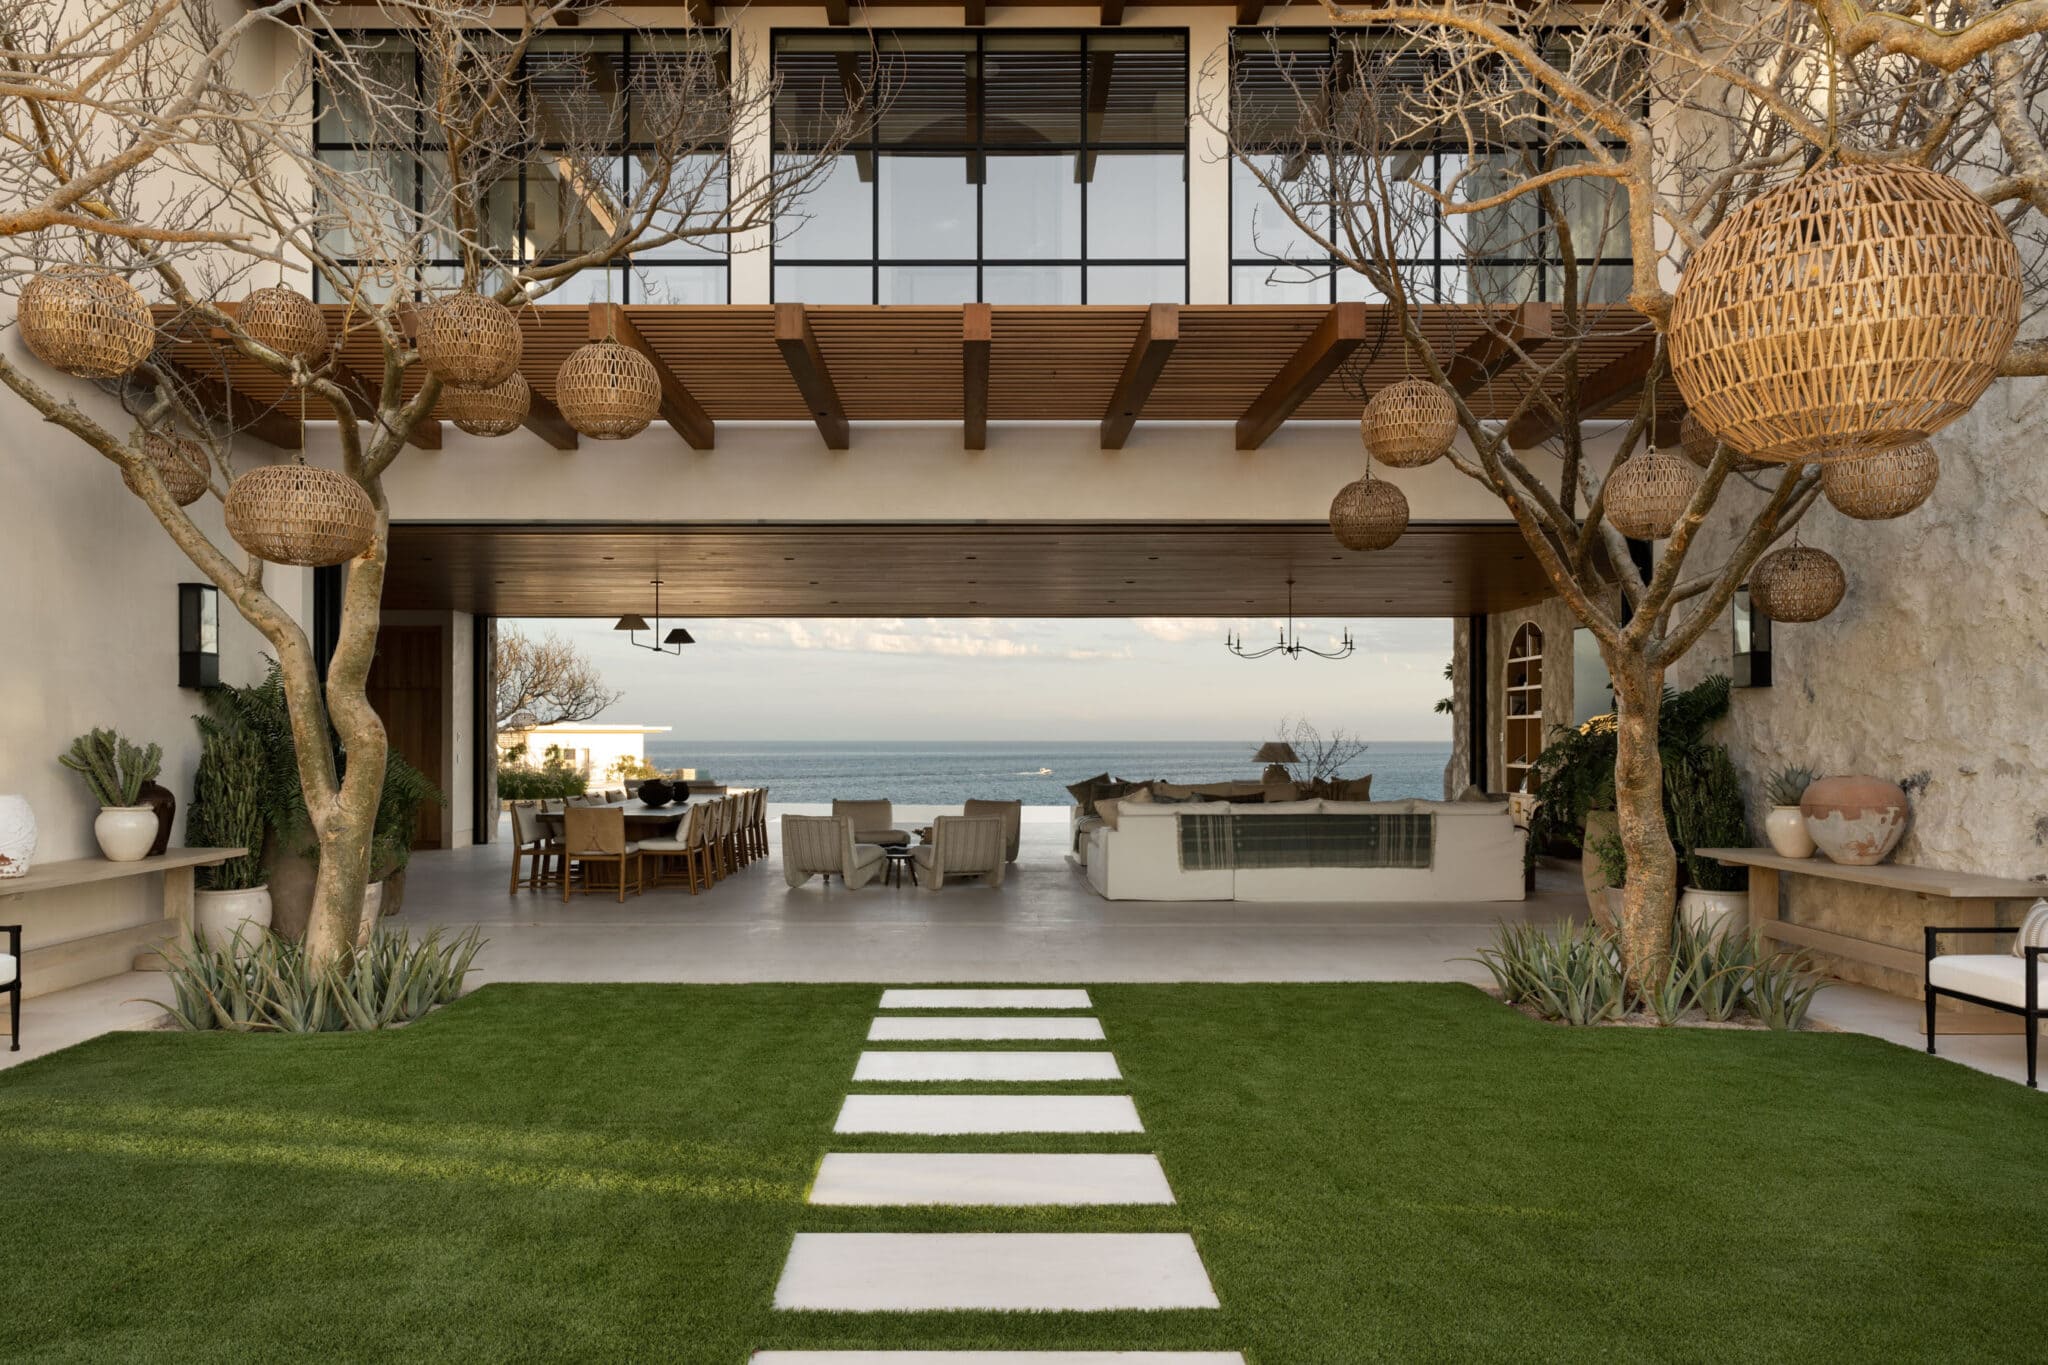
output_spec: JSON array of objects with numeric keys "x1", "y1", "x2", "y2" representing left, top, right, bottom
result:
[
  {"x1": 1679, "y1": 888, "x2": 1750, "y2": 940},
  {"x1": 94, "y1": 806, "x2": 159, "y2": 862},
  {"x1": 1764, "y1": 806, "x2": 1817, "y2": 859},
  {"x1": 0, "y1": 795, "x2": 36, "y2": 878},
  {"x1": 194, "y1": 886, "x2": 273, "y2": 950}
]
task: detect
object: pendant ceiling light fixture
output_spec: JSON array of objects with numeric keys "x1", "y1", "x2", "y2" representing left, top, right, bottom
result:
[
  {"x1": 1225, "y1": 578, "x2": 1354, "y2": 661},
  {"x1": 614, "y1": 579, "x2": 696, "y2": 655}
]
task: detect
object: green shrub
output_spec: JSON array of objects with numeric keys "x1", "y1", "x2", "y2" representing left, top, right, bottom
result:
[
  {"x1": 497, "y1": 756, "x2": 587, "y2": 801},
  {"x1": 155, "y1": 925, "x2": 483, "y2": 1033},
  {"x1": 1471, "y1": 921, "x2": 1629, "y2": 1026}
]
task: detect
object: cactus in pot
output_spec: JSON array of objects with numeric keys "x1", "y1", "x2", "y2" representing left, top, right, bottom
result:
[{"x1": 58, "y1": 728, "x2": 164, "y2": 861}]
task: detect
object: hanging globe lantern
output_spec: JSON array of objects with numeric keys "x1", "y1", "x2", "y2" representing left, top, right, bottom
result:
[
  {"x1": 123, "y1": 432, "x2": 210, "y2": 507},
  {"x1": 1822, "y1": 439, "x2": 1940, "y2": 521},
  {"x1": 1604, "y1": 449, "x2": 1701, "y2": 540},
  {"x1": 1669, "y1": 163, "x2": 2021, "y2": 463},
  {"x1": 1677, "y1": 411, "x2": 1767, "y2": 474},
  {"x1": 240, "y1": 285, "x2": 329, "y2": 364},
  {"x1": 1750, "y1": 543, "x2": 1845, "y2": 623},
  {"x1": 416, "y1": 291, "x2": 522, "y2": 389},
  {"x1": 17, "y1": 265, "x2": 154, "y2": 378},
  {"x1": 444, "y1": 371, "x2": 530, "y2": 437},
  {"x1": 223, "y1": 464, "x2": 377, "y2": 567},
  {"x1": 556, "y1": 341, "x2": 661, "y2": 440},
  {"x1": 1329, "y1": 475, "x2": 1409, "y2": 551},
  {"x1": 1361, "y1": 378, "x2": 1457, "y2": 468}
]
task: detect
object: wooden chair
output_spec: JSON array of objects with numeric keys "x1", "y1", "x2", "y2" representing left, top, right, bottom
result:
[
  {"x1": 507, "y1": 800, "x2": 563, "y2": 893},
  {"x1": 562, "y1": 805, "x2": 643, "y2": 903},
  {"x1": 749, "y1": 788, "x2": 771, "y2": 860},
  {"x1": 640, "y1": 803, "x2": 711, "y2": 894}
]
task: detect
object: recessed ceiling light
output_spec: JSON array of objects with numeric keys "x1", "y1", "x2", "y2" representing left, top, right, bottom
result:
[{"x1": 602, "y1": 556, "x2": 614, "y2": 561}]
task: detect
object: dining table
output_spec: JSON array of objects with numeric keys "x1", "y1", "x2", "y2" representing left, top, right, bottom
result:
[{"x1": 537, "y1": 795, "x2": 718, "y2": 842}]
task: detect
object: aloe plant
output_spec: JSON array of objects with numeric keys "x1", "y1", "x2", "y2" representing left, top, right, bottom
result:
[
  {"x1": 1764, "y1": 765, "x2": 1816, "y2": 808},
  {"x1": 58, "y1": 728, "x2": 162, "y2": 807},
  {"x1": 1747, "y1": 951, "x2": 1829, "y2": 1030},
  {"x1": 149, "y1": 925, "x2": 484, "y2": 1032}
]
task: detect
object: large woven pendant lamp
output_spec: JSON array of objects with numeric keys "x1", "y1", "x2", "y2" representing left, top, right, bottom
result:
[
  {"x1": 224, "y1": 463, "x2": 377, "y2": 567},
  {"x1": 1604, "y1": 448, "x2": 1701, "y2": 540},
  {"x1": 416, "y1": 291, "x2": 522, "y2": 390},
  {"x1": 17, "y1": 265, "x2": 154, "y2": 378},
  {"x1": 444, "y1": 371, "x2": 531, "y2": 437},
  {"x1": 1669, "y1": 163, "x2": 2021, "y2": 463},
  {"x1": 240, "y1": 285, "x2": 330, "y2": 364},
  {"x1": 1821, "y1": 439, "x2": 1940, "y2": 520},
  {"x1": 557, "y1": 340, "x2": 661, "y2": 440},
  {"x1": 1750, "y1": 542, "x2": 1845, "y2": 623},
  {"x1": 1329, "y1": 473, "x2": 1409, "y2": 551},
  {"x1": 1362, "y1": 378, "x2": 1457, "y2": 468},
  {"x1": 124, "y1": 432, "x2": 210, "y2": 507}
]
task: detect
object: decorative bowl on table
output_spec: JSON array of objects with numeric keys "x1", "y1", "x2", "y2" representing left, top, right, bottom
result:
[{"x1": 638, "y1": 778, "x2": 675, "y2": 808}]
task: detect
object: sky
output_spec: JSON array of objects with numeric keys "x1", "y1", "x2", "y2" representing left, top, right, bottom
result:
[{"x1": 508, "y1": 615, "x2": 1454, "y2": 743}]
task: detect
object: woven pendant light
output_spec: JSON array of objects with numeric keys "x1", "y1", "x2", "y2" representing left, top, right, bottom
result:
[
  {"x1": 1822, "y1": 439, "x2": 1940, "y2": 520},
  {"x1": 17, "y1": 265, "x2": 154, "y2": 378},
  {"x1": 1669, "y1": 163, "x2": 2021, "y2": 463},
  {"x1": 124, "y1": 432, "x2": 210, "y2": 507},
  {"x1": 1362, "y1": 378, "x2": 1457, "y2": 468},
  {"x1": 445, "y1": 371, "x2": 530, "y2": 437},
  {"x1": 417, "y1": 292, "x2": 522, "y2": 390},
  {"x1": 224, "y1": 464, "x2": 376, "y2": 567},
  {"x1": 1750, "y1": 543, "x2": 1845, "y2": 623},
  {"x1": 1677, "y1": 411, "x2": 1767, "y2": 473},
  {"x1": 1329, "y1": 475, "x2": 1409, "y2": 551},
  {"x1": 557, "y1": 341, "x2": 661, "y2": 440},
  {"x1": 240, "y1": 285, "x2": 329, "y2": 364},
  {"x1": 1604, "y1": 449, "x2": 1700, "y2": 540}
]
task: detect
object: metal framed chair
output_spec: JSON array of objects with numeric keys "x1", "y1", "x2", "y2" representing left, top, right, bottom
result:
[
  {"x1": 1926, "y1": 918, "x2": 2048, "y2": 1087},
  {"x1": 562, "y1": 805, "x2": 643, "y2": 903},
  {"x1": 0, "y1": 924, "x2": 18, "y2": 1051}
]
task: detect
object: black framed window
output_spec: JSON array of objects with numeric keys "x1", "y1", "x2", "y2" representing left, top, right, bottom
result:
[
  {"x1": 771, "y1": 30, "x2": 1188, "y2": 304},
  {"x1": 1227, "y1": 29, "x2": 1633, "y2": 305},
  {"x1": 312, "y1": 31, "x2": 730, "y2": 304}
]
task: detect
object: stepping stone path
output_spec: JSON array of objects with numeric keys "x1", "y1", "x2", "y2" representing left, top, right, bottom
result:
[{"x1": 761, "y1": 988, "x2": 1240, "y2": 1362}]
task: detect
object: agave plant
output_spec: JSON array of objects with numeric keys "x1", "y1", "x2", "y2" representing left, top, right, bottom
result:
[
  {"x1": 150, "y1": 925, "x2": 484, "y2": 1033},
  {"x1": 1470, "y1": 920, "x2": 1629, "y2": 1026},
  {"x1": 1747, "y1": 951, "x2": 1829, "y2": 1030}
]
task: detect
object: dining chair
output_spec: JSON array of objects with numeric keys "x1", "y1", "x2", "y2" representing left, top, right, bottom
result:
[
  {"x1": 561, "y1": 805, "x2": 642, "y2": 903},
  {"x1": 749, "y1": 788, "x2": 771, "y2": 860},
  {"x1": 640, "y1": 803, "x2": 709, "y2": 894},
  {"x1": 507, "y1": 800, "x2": 563, "y2": 894}
]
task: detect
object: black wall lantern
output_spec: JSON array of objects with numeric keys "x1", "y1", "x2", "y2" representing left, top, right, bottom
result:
[
  {"x1": 1732, "y1": 585, "x2": 1773, "y2": 688},
  {"x1": 179, "y1": 582, "x2": 219, "y2": 689}
]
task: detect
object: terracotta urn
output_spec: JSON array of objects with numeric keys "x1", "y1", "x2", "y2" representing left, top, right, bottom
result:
[{"x1": 1800, "y1": 775, "x2": 1909, "y2": 866}]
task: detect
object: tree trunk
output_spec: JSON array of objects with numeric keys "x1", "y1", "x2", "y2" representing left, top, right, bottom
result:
[{"x1": 1609, "y1": 655, "x2": 1676, "y2": 995}]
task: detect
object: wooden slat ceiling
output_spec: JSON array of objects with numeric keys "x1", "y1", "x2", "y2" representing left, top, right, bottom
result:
[
  {"x1": 153, "y1": 302, "x2": 1668, "y2": 441},
  {"x1": 384, "y1": 520, "x2": 1554, "y2": 619}
]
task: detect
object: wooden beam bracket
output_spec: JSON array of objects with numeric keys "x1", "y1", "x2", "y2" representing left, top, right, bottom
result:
[
  {"x1": 774, "y1": 302, "x2": 851, "y2": 450},
  {"x1": 1234, "y1": 302, "x2": 1367, "y2": 450},
  {"x1": 590, "y1": 303, "x2": 715, "y2": 450},
  {"x1": 1099, "y1": 303, "x2": 1179, "y2": 450},
  {"x1": 1506, "y1": 335, "x2": 1659, "y2": 450},
  {"x1": 963, "y1": 302, "x2": 991, "y2": 451},
  {"x1": 1448, "y1": 302, "x2": 1555, "y2": 396}
]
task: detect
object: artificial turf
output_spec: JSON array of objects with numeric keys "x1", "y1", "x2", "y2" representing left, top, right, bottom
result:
[{"x1": 1, "y1": 982, "x2": 2045, "y2": 1362}]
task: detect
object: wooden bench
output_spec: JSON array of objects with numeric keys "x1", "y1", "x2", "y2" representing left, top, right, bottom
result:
[{"x1": 0, "y1": 848, "x2": 246, "y2": 999}]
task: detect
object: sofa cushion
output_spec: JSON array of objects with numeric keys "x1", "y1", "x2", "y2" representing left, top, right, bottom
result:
[
  {"x1": 1341, "y1": 775, "x2": 1374, "y2": 801},
  {"x1": 0, "y1": 953, "x2": 13, "y2": 988},
  {"x1": 1930, "y1": 954, "x2": 2048, "y2": 1008},
  {"x1": 1066, "y1": 772, "x2": 1112, "y2": 809},
  {"x1": 2014, "y1": 899, "x2": 2048, "y2": 958},
  {"x1": 1096, "y1": 797, "x2": 1125, "y2": 830},
  {"x1": 1262, "y1": 781, "x2": 1302, "y2": 804}
]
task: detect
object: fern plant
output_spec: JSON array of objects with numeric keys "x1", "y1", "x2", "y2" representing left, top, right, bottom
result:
[{"x1": 58, "y1": 728, "x2": 162, "y2": 807}]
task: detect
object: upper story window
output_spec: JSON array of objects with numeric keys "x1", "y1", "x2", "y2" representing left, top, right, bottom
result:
[
  {"x1": 771, "y1": 30, "x2": 1188, "y2": 305},
  {"x1": 313, "y1": 32, "x2": 730, "y2": 304},
  {"x1": 1228, "y1": 30, "x2": 1632, "y2": 306}
]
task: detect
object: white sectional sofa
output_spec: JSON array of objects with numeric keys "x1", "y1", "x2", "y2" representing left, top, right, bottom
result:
[{"x1": 1082, "y1": 798, "x2": 1526, "y2": 903}]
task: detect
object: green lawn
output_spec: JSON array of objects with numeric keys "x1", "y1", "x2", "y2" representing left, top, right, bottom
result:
[{"x1": 2, "y1": 983, "x2": 2045, "y2": 1361}]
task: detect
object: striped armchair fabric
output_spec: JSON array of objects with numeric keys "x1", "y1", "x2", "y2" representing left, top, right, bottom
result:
[
  {"x1": 911, "y1": 816, "x2": 1007, "y2": 890},
  {"x1": 782, "y1": 814, "x2": 887, "y2": 889}
]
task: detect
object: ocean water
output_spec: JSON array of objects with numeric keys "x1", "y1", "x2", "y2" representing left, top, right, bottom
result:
[{"x1": 643, "y1": 740, "x2": 1453, "y2": 806}]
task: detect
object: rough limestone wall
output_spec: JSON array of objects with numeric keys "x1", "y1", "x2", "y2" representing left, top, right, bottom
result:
[
  {"x1": 1444, "y1": 619, "x2": 1471, "y2": 798},
  {"x1": 1666, "y1": 377, "x2": 2048, "y2": 992},
  {"x1": 1486, "y1": 597, "x2": 1580, "y2": 793}
]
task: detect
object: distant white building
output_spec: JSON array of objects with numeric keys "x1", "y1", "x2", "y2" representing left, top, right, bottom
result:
[{"x1": 503, "y1": 723, "x2": 677, "y2": 782}]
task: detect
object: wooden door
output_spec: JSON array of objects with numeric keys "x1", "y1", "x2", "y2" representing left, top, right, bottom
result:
[{"x1": 367, "y1": 625, "x2": 445, "y2": 848}]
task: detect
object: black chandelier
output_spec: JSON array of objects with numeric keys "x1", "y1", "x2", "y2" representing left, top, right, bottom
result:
[
  {"x1": 613, "y1": 579, "x2": 695, "y2": 656},
  {"x1": 1225, "y1": 577, "x2": 1354, "y2": 661}
]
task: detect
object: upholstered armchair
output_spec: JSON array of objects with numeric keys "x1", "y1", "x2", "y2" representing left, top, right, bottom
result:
[
  {"x1": 831, "y1": 799, "x2": 910, "y2": 846},
  {"x1": 783, "y1": 815, "x2": 888, "y2": 889},
  {"x1": 964, "y1": 798, "x2": 1023, "y2": 862},
  {"x1": 912, "y1": 816, "x2": 1008, "y2": 890},
  {"x1": 1, "y1": 923, "x2": 17, "y2": 1051}
]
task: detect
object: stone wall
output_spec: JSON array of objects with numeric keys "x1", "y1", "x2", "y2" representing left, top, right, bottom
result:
[{"x1": 1485, "y1": 597, "x2": 1581, "y2": 793}]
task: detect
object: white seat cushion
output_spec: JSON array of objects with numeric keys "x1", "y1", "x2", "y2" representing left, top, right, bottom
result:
[
  {"x1": 851, "y1": 843, "x2": 888, "y2": 873},
  {"x1": 569, "y1": 842, "x2": 640, "y2": 857},
  {"x1": 1930, "y1": 954, "x2": 2048, "y2": 1009},
  {"x1": 636, "y1": 837, "x2": 688, "y2": 852},
  {"x1": 0, "y1": 953, "x2": 13, "y2": 987}
]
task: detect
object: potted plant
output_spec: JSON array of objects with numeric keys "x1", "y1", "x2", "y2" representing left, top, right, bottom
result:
[
  {"x1": 188, "y1": 704, "x2": 271, "y2": 947},
  {"x1": 1670, "y1": 742, "x2": 1751, "y2": 939},
  {"x1": 365, "y1": 749, "x2": 445, "y2": 924},
  {"x1": 1589, "y1": 833, "x2": 1627, "y2": 929},
  {"x1": 58, "y1": 728, "x2": 164, "y2": 861},
  {"x1": 1762, "y1": 765, "x2": 1817, "y2": 858}
]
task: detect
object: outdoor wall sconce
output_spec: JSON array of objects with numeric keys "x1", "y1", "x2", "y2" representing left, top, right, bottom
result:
[
  {"x1": 179, "y1": 582, "x2": 220, "y2": 688},
  {"x1": 1732, "y1": 586, "x2": 1773, "y2": 688}
]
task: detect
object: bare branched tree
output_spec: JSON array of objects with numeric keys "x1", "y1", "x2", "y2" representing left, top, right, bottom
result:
[
  {"x1": 495, "y1": 628, "x2": 622, "y2": 730},
  {"x1": 1270, "y1": 717, "x2": 1372, "y2": 786}
]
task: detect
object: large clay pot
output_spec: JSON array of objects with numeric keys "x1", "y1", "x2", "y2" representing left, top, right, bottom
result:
[
  {"x1": 1801, "y1": 775, "x2": 1909, "y2": 866},
  {"x1": 194, "y1": 885, "x2": 273, "y2": 950},
  {"x1": 137, "y1": 779, "x2": 176, "y2": 857},
  {"x1": 1764, "y1": 806, "x2": 1817, "y2": 859},
  {"x1": 0, "y1": 795, "x2": 36, "y2": 878},
  {"x1": 94, "y1": 806, "x2": 159, "y2": 862}
]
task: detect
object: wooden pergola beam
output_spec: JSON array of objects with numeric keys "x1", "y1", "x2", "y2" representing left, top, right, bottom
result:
[
  {"x1": 589, "y1": 303, "x2": 715, "y2": 450},
  {"x1": 774, "y1": 302, "x2": 850, "y2": 450},
  {"x1": 1506, "y1": 336, "x2": 1660, "y2": 450},
  {"x1": 522, "y1": 388, "x2": 580, "y2": 452},
  {"x1": 1100, "y1": 0, "x2": 1124, "y2": 22},
  {"x1": 1234, "y1": 301, "x2": 1367, "y2": 450},
  {"x1": 825, "y1": 0, "x2": 849, "y2": 23},
  {"x1": 1236, "y1": 1, "x2": 1263, "y2": 22},
  {"x1": 163, "y1": 361, "x2": 303, "y2": 450},
  {"x1": 212, "y1": 301, "x2": 440, "y2": 449},
  {"x1": 964, "y1": 0, "x2": 986, "y2": 22},
  {"x1": 963, "y1": 302, "x2": 991, "y2": 451},
  {"x1": 1448, "y1": 302, "x2": 1554, "y2": 396},
  {"x1": 1100, "y1": 303, "x2": 1179, "y2": 450}
]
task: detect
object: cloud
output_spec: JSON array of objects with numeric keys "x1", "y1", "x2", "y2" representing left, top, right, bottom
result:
[
  {"x1": 1133, "y1": 617, "x2": 1227, "y2": 643},
  {"x1": 714, "y1": 618, "x2": 1044, "y2": 659},
  {"x1": 1062, "y1": 647, "x2": 1135, "y2": 662}
]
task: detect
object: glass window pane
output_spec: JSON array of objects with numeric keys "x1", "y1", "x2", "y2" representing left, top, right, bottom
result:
[
  {"x1": 777, "y1": 265, "x2": 871, "y2": 303},
  {"x1": 520, "y1": 266, "x2": 628, "y2": 305},
  {"x1": 1550, "y1": 154, "x2": 1632, "y2": 264},
  {"x1": 776, "y1": 154, "x2": 872, "y2": 260},
  {"x1": 1086, "y1": 153, "x2": 1183, "y2": 260},
  {"x1": 529, "y1": 35, "x2": 627, "y2": 147},
  {"x1": 1233, "y1": 264, "x2": 1329, "y2": 303},
  {"x1": 985, "y1": 265, "x2": 1081, "y2": 303},
  {"x1": 1088, "y1": 33, "x2": 1187, "y2": 144},
  {"x1": 632, "y1": 264, "x2": 728, "y2": 303},
  {"x1": 880, "y1": 265, "x2": 977, "y2": 304},
  {"x1": 315, "y1": 148, "x2": 416, "y2": 259},
  {"x1": 984, "y1": 154, "x2": 1080, "y2": 260},
  {"x1": 627, "y1": 33, "x2": 730, "y2": 144},
  {"x1": 638, "y1": 151, "x2": 730, "y2": 258},
  {"x1": 876, "y1": 36, "x2": 976, "y2": 147},
  {"x1": 1233, "y1": 156, "x2": 1327, "y2": 260},
  {"x1": 774, "y1": 36, "x2": 876, "y2": 149},
  {"x1": 317, "y1": 38, "x2": 413, "y2": 145},
  {"x1": 1088, "y1": 264, "x2": 1184, "y2": 304},
  {"x1": 1445, "y1": 152, "x2": 1541, "y2": 266},
  {"x1": 524, "y1": 154, "x2": 626, "y2": 261},
  {"x1": 1550, "y1": 262, "x2": 1634, "y2": 305},
  {"x1": 878, "y1": 154, "x2": 974, "y2": 259},
  {"x1": 985, "y1": 34, "x2": 1082, "y2": 144}
]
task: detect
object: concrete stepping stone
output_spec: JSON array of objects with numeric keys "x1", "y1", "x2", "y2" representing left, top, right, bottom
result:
[
  {"x1": 868, "y1": 1016, "x2": 1106, "y2": 1042},
  {"x1": 854, "y1": 1050, "x2": 1122, "y2": 1083},
  {"x1": 810, "y1": 1153, "x2": 1175, "y2": 1207},
  {"x1": 755, "y1": 1355, "x2": 1246, "y2": 1363},
  {"x1": 834, "y1": 1094, "x2": 1143, "y2": 1135},
  {"x1": 878, "y1": 989, "x2": 1091, "y2": 1011},
  {"x1": 772, "y1": 1233, "x2": 1221, "y2": 1311}
]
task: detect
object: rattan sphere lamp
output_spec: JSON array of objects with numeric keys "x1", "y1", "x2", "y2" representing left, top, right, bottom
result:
[
  {"x1": 1822, "y1": 440, "x2": 1940, "y2": 520},
  {"x1": 1750, "y1": 543, "x2": 1846, "y2": 623},
  {"x1": 124, "y1": 433, "x2": 211, "y2": 507},
  {"x1": 18, "y1": 266, "x2": 155, "y2": 378},
  {"x1": 224, "y1": 464, "x2": 377, "y2": 567},
  {"x1": 557, "y1": 341, "x2": 661, "y2": 440},
  {"x1": 416, "y1": 291, "x2": 523, "y2": 390},
  {"x1": 1669, "y1": 163, "x2": 2022, "y2": 464},
  {"x1": 1604, "y1": 448, "x2": 1701, "y2": 540},
  {"x1": 1329, "y1": 473, "x2": 1409, "y2": 551},
  {"x1": 445, "y1": 372, "x2": 531, "y2": 437},
  {"x1": 240, "y1": 285, "x2": 330, "y2": 364},
  {"x1": 1362, "y1": 378, "x2": 1457, "y2": 468}
]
